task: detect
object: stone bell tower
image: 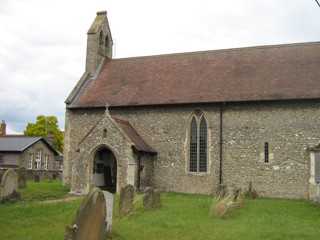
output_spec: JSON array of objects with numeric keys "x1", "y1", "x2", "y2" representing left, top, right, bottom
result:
[{"x1": 86, "y1": 11, "x2": 113, "y2": 76}]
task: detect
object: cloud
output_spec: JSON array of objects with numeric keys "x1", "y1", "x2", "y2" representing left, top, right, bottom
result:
[{"x1": 1, "y1": 0, "x2": 320, "y2": 133}]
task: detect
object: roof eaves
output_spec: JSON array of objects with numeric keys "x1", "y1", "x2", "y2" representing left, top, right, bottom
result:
[
  {"x1": 21, "y1": 137, "x2": 42, "y2": 152},
  {"x1": 131, "y1": 145, "x2": 157, "y2": 155}
]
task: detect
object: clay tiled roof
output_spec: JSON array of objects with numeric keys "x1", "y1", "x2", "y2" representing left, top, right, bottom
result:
[
  {"x1": 113, "y1": 118, "x2": 157, "y2": 154},
  {"x1": 68, "y1": 41, "x2": 320, "y2": 108}
]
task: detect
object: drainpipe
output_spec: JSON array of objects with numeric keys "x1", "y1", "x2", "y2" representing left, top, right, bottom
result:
[
  {"x1": 219, "y1": 102, "x2": 225, "y2": 185},
  {"x1": 137, "y1": 153, "x2": 142, "y2": 191}
]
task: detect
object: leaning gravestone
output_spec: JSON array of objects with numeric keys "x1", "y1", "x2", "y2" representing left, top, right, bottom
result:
[
  {"x1": 64, "y1": 187, "x2": 107, "y2": 240},
  {"x1": 34, "y1": 175, "x2": 40, "y2": 182},
  {"x1": 153, "y1": 189, "x2": 161, "y2": 208},
  {"x1": 1, "y1": 169, "x2": 20, "y2": 201},
  {"x1": 119, "y1": 184, "x2": 134, "y2": 215},
  {"x1": 102, "y1": 191, "x2": 113, "y2": 232},
  {"x1": 16, "y1": 167, "x2": 27, "y2": 188},
  {"x1": 143, "y1": 187, "x2": 154, "y2": 208}
]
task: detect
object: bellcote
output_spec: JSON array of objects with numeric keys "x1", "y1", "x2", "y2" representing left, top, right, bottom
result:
[{"x1": 86, "y1": 11, "x2": 113, "y2": 75}]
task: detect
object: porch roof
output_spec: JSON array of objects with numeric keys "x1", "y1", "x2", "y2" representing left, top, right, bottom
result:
[{"x1": 113, "y1": 118, "x2": 157, "y2": 155}]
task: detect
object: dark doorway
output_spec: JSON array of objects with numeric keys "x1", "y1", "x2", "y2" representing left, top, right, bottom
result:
[{"x1": 92, "y1": 148, "x2": 117, "y2": 193}]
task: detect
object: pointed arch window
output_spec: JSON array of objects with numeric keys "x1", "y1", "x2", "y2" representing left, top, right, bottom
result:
[
  {"x1": 105, "y1": 35, "x2": 110, "y2": 49},
  {"x1": 99, "y1": 31, "x2": 104, "y2": 55},
  {"x1": 99, "y1": 31, "x2": 104, "y2": 44},
  {"x1": 189, "y1": 111, "x2": 208, "y2": 172}
]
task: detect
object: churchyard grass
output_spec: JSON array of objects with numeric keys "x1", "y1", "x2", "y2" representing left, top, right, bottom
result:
[
  {"x1": 0, "y1": 179, "x2": 80, "y2": 240},
  {"x1": 111, "y1": 192, "x2": 320, "y2": 240},
  {"x1": 20, "y1": 179, "x2": 71, "y2": 201},
  {"x1": 1, "y1": 181, "x2": 320, "y2": 240}
]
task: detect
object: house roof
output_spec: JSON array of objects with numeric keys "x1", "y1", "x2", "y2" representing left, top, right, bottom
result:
[
  {"x1": 67, "y1": 41, "x2": 320, "y2": 109},
  {"x1": 113, "y1": 118, "x2": 157, "y2": 154},
  {"x1": 0, "y1": 136, "x2": 60, "y2": 156}
]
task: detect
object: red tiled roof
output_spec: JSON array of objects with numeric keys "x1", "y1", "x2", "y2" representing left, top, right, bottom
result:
[
  {"x1": 113, "y1": 118, "x2": 157, "y2": 154},
  {"x1": 69, "y1": 41, "x2": 320, "y2": 108}
]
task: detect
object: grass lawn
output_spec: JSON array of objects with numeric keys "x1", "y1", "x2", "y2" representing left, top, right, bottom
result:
[{"x1": 1, "y1": 181, "x2": 320, "y2": 240}]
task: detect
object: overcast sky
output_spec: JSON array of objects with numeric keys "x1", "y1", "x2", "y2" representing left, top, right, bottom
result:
[{"x1": 1, "y1": 0, "x2": 320, "y2": 133}]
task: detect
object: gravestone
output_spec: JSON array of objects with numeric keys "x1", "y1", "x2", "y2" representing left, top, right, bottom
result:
[
  {"x1": 1, "y1": 169, "x2": 19, "y2": 200},
  {"x1": 102, "y1": 191, "x2": 113, "y2": 232},
  {"x1": 64, "y1": 187, "x2": 107, "y2": 240},
  {"x1": 233, "y1": 188, "x2": 241, "y2": 202},
  {"x1": 34, "y1": 175, "x2": 40, "y2": 182},
  {"x1": 119, "y1": 184, "x2": 134, "y2": 215},
  {"x1": 16, "y1": 167, "x2": 27, "y2": 188},
  {"x1": 153, "y1": 189, "x2": 161, "y2": 208},
  {"x1": 143, "y1": 187, "x2": 154, "y2": 208},
  {"x1": 143, "y1": 187, "x2": 161, "y2": 209}
]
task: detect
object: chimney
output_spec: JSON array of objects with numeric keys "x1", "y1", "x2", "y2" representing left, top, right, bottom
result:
[
  {"x1": 0, "y1": 120, "x2": 6, "y2": 136},
  {"x1": 46, "y1": 131, "x2": 55, "y2": 147}
]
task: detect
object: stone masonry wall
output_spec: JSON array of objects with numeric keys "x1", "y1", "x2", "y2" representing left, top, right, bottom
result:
[
  {"x1": 138, "y1": 154, "x2": 155, "y2": 190},
  {"x1": 64, "y1": 110, "x2": 137, "y2": 194},
  {"x1": 222, "y1": 101, "x2": 320, "y2": 198},
  {"x1": 111, "y1": 105, "x2": 221, "y2": 195},
  {"x1": 0, "y1": 153, "x2": 20, "y2": 166},
  {"x1": 1, "y1": 142, "x2": 58, "y2": 171},
  {"x1": 64, "y1": 108, "x2": 104, "y2": 186},
  {"x1": 64, "y1": 100, "x2": 320, "y2": 198}
]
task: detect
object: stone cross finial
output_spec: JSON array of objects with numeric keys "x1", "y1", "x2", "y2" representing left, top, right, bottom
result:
[{"x1": 105, "y1": 102, "x2": 109, "y2": 115}]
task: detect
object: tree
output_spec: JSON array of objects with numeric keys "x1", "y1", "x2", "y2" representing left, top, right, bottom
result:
[{"x1": 24, "y1": 115, "x2": 63, "y2": 152}]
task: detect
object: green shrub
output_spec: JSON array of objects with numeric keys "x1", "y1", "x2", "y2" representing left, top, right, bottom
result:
[
  {"x1": 210, "y1": 193, "x2": 234, "y2": 219},
  {"x1": 210, "y1": 190, "x2": 244, "y2": 219}
]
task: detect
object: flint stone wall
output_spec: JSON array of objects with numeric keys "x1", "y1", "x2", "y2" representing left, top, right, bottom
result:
[
  {"x1": 0, "y1": 169, "x2": 62, "y2": 182},
  {"x1": 64, "y1": 111, "x2": 143, "y2": 194},
  {"x1": 64, "y1": 100, "x2": 320, "y2": 198}
]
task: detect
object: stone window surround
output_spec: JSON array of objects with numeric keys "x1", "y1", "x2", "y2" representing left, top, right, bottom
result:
[
  {"x1": 98, "y1": 30, "x2": 111, "y2": 57},
  {"x1": 260, "y1": 141, "x2": 274, "y2": 163},
  {"x1": 28, "y1": 153, "x2": 33, "y2": 169},
  {"x1": 43, "y1": 154, "x2": 49, "y2": 170},
  {"x1": 310, "y1": 151, "x2": 320, "y2": 185},
  {"x1": 186, "y1": 110, "x2": 209, "y2": 174}
]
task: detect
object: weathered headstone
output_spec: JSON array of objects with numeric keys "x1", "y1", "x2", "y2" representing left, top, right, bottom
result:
[
  {"x1": 233, "y1": 188, "x2": 241, "y2": 202},
  {"x1": 64, "y1": 187, "x2": 107, "y2": 240},
  {"x1": 143, "y1": 187, "x2": 154, "y2": 208},
  {"x1": 34, "y1": 175, "x2": 40, "y2": 182},
  {"x1": 16, "y1": 167, "x2": 27, "y2": 188},
  {"x1": 119, "y1": 184, "x2": 134, "y2": 215},
  {"x1": 102, "y1": 191, "x2": 113, "y2": 232},
  {"x1": 1, "y1": 169, "x2": 20, "y2": 201},
  {"x1": 153, "y1": 189, "x2": 161, "y2": 208}
]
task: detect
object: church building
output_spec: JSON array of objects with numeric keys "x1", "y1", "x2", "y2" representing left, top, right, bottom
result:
[{"x1": 64, "y1": 11, "x2": 320, "y2": 198}]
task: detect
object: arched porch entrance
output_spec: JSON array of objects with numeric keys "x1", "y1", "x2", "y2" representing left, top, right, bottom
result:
[{"x1": 92, "y1": 147, "x2": 117, "y2": 193}]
